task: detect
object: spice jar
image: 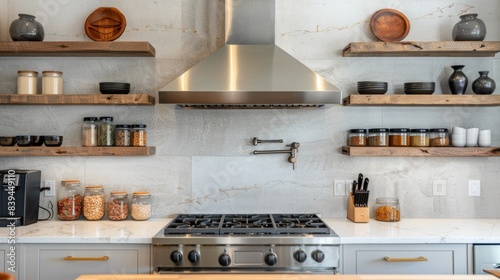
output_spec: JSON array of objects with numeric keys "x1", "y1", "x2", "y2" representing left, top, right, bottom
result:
[
  {"x1": 98, "y1": 117, "x2": 114, "y2": 146},
  {"x1": 82, "y1": 117, "x2": 98, "y2": 147},
  {"x1": 389, "y1": 128, "x2": 410, "y2": 147},
  {"x1": 17, "y1": 70, "x2": 38, "y2": 95},
  {"x1": 41, "y1": 71, "x2": 63, "y2": 94},
  {"x1": 115, "y1": 125, "x2": 131, "y2": 146},
  {"x1": 374, "y1": 197, "x2": 400, "y2": 222},
  {"x1": 132, "y1": 124, "x2": 147, "y2": 147},
  {"x1": 83, "y1": 186, "x2": 105, "y2": 221},
  {"x1": 57, "y1": 180, "x2": 82, "y2": 221},
  {"x1": 410, "y1": 129, "x2": 430, "y2": 147},
  {"x1": 348, "y1": 129, "x2": 367, "y2": 146},
  {"x1": 430, "y1": 128, "x2": 450, "y2": 147},
  {"x1": 107, "y1": 191, "x2": 129, "y2": 221},
  {"x1": 367, "y1": 128, "x2": 389, "y2": 147},
  {"x1": 130, "y1": 192, "x2": 152, "y2": 221}
]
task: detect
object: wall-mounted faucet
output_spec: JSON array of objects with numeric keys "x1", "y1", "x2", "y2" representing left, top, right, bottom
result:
[{"x1": 253, "y1": 139, "x2": 300, "y2": 170}]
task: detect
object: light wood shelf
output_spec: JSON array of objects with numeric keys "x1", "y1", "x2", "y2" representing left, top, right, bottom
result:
[
  {"x1": 342, "y1": 95, "x2": 500, "y2": 106},
  {"x1": 0, "y1": 94, "x2": 155, "y2": 105},
  {"x1": 342, "y1": 146, "x2": 500, "y2": 157},
  {"x1": 342, "y1": 41, "x2": 500, "y2": 57},
  {"x1": 0, "y1": 41, "x2": 155, "y2": 57},
  {"x1": 0, "y1": 146, "x2": 156, "y2": 156}
]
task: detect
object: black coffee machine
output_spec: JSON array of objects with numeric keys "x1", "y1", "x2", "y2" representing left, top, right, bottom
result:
[{"x1": 0, "y1": 169, "x2": 41, "y2": 227}]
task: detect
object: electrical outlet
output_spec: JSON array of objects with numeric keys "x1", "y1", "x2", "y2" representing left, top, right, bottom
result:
[
  {"x1": 469, "y1": 180, "x2": 481, "y2": 196},
  {"x1": 333, "y1": 180, "x2": 346, "y2": 196},
  {"x1": 433, "y1": 180, "x2": 446, "y2": 196},
  {"x1": 44, "y1": 180, "x2": 55, "y2": 197}
]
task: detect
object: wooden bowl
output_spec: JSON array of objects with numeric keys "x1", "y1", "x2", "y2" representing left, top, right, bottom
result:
[
  {"x1": 370, "y1": 9, "x2": 410, "y2": 42},
  {"x1": 85, "y1": 7, "x2": 126, "y2": 41}
]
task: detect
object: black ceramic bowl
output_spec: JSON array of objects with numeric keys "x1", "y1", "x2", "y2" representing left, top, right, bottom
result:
[
  {"x1": 43, "y1": 135, "x2": 63, "y2": 147},
  {"x1": 16, "y1": 135, "x2": 35, "y2": 146},
  {"x1": 0, "y1": 136, "x2": 16, "y2": 146},
  {"x1": 99, "y1": 82, "x2": 130, "y2": 94},
  {"x1": 32, "y1": 136, "x2": 45, "y2": 146}
]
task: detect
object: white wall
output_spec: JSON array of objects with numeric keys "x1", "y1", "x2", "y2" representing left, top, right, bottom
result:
[{"x1": 1, "y1": 0, "x2": 499, "y2": 219}]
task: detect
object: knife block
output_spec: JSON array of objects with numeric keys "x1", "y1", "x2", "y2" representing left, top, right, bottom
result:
[{"x1": 347, "y1": 193, "x2": 369, "y2": 223}]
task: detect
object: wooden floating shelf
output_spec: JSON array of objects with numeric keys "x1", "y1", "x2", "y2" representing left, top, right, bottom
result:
[
  {"x1": 0, "y1": 146, "x2": 156, "y2": 156},
  {"x1": 0, "y1": 94, "x2": 155, "y2": 105},
  {"x1": 0, "y1": 41, "x2": 155, "y2": 57},
  {"x1": 342, "y1": 146, "x2": 500, "y2": 157},
  {"x1": 342, "y1": 41, "x2": 500, "y2": 57},
  {"x1": 343, "y1": 95, "x2": 500, "y2": 106}
]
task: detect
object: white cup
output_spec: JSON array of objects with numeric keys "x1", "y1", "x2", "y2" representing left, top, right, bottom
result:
[
  {"x1": 466, "y1": 128, "x2": 479, "y2": 147},
  {"x1": 452, "y1": 133, "x2": 466, "y2": 147},
  {"x1": 478, "y1": 130, "x2": 491, "y2": 147},
  {"x1": 452, "y1": 126, "x2": 466, "y2": 135}
]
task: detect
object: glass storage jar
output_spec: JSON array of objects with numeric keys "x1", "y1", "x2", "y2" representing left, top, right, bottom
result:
[
  {"x1": 115, "y1": 124, "x2": 131, "y2": 146},
  {"x1": 368, "y1": 128, "x2": 389, "y2": 147},
  {"x1": 107, "y1": 191, "x2": 129, "y2": 221},
  {"x1": 83, "y1": 186, "x2": 105, "y2": 221},
  {"x1": 98, "y1": 117, "x2": 114, "y2": 146},
  {"x1": 348, "y1": 129, "x2": 367, "y2": 146},
  {"x1": 132, "y1": 124, "x2": 147, "y2": 147},
  {"x1": 374, "y1": 197, "x2": 400, "y2": 222},
  {"x1": 82, "y1": 117, "x2": 98, "y2": 147},
  {"x1": 389, "y1": 128, "x2": 410, "y2": 146},
  {"x1": 57, "y1": 180, "x2": 82, "y2": 221},
  {"x1": 130, "y1": 192, "x2": 152, "y2": 220},
  {"x1": 41, "y1": 70, "x2": 63, "y2": 94},
  {"x1": 410, "y1": 129, "x2": 430, "y2": 147},
  {"x1": 429, "y1": 128, "x2": 450, "y2": 147},
  {"x1": 17, "y1": 70, "x2": 38, "y2": 95}
]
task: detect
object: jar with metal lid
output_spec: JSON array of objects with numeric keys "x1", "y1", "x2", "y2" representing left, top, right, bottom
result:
[
  {"x1": 57, "y1": 180, "x2": 82, "y2": 221},
  {"x1": 410, "y1": 129, "x2": 430, "y2": 147},
  {"x1": 98, "y1": 117, "x2": 114, "y2": 146},
  {"x1": 41, "y1": 70, "x2": 63, "y2": 95},
  {"x1": 348, "y1": 129, "x2": 367, "y2": 146},
  {"x1": 132, "y1": 124, "x2": 147, "y2": 147},
  {"x1": 130, "y1": 192, "x2": 152, "y2": 221},
  {"x1": 17, "y1": 70, "x2": 38, "y2": 95},
  {"x1": 374, "y1": 197, "x2": 400, "y2": 222},
  {"x1": 389, "y1": 128, "x2": 410, "y2": 146},
  {"x1": 82, "y1": 117, "x2": 98, "y2": 147},
  {"x1": 107, "y1": 191, "x2": 129, "y2": 221},
  {"x1": 115, "y1": 125, "x2": 131, "y2": 146},
  {"x1": 367, "y1": 128, "x2": 389, "y2": 147},
  {"x1": 429, "y1": 128, "x2": 450, "y2": 147},
  {"x1": 83, "y1": 186, "x2": 105, "y2": 221}
]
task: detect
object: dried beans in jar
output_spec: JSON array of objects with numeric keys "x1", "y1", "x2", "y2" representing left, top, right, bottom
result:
[
  {"x1": 83, "y1": 186, "x2": 105, "y2": 221},
  {"x1": 57, "y1": 180, "x2": 82, "y2": 221}
]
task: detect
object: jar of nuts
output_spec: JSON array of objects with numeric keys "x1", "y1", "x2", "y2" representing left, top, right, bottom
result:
[
  {"x1": 83, "y1": 186, "x2": 105, "y2": 221},
  {"x1": 57, "y1": 180, "x2": 82, "y2": 221},
  {"x1": 107, "y1": 191, "x2": 129, "y2": 221},
  {"x1": 374, "y1": 197, "x2": 400, "y2": 222},
  {"x1": 131, "y1": 192, "x2": 152, "y2": 221},
  {"x1": 115, "y1": 125, "x2": 131, "y2": 146}
]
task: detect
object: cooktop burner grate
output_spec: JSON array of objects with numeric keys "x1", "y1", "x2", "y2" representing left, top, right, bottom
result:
[
  {"x1": 220, "y1": 214, "x2": 275, "y2": 235},
  {"x1": 272, "y1": 214, "x2": 331, "y2": 235},
  {"x1": 164, "y1": 214, "x2": 222, "y2": 235}
]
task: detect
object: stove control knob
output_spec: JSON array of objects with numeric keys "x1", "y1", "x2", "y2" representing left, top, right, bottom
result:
[
  {"x1": 294, "y1": 249, "x2": 307, "y2": 263},
  {"x1": 218, "y1": 253, "x2": 231, "y2": 267},
  {"x1": 170, "y1": 251, "x2": 183, "y2": 264},
  {"x1": 264, "y1": 253, "x2": 278, "y2": 266},
  {"x1": 188, "y1": 250, "x2": 200, "y2": 264},
  {"x1": 312, "y1": 250, "x2": 325, "y2": 263}
]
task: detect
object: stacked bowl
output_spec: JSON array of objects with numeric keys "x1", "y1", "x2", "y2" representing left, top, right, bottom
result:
[
  {"x1": 357, "y1": 81, "x2": 388, "y2": 94},
  {"x1": 99, "y1": 82, "x2": 130, "y2": 94},
  {"x1": 404, "y1": 82, "x2": 435, "y2": 94}
]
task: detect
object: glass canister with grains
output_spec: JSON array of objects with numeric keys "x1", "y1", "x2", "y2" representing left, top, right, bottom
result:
[
  {"x1": 374, "y1": 197, "x2": 400, "y2": 222},
  {"x1": 57, "y1": 180, "x2": 82, "y2": 221},
  {"x1": 83, "y1": 186, "x2": 105, "y2": 220},
  {"x1": 131, "y1": 192, "x2": 152, "y2": 220},
  {"x1": 107, "y1": 191, "x2": 129, "y2": 221}
]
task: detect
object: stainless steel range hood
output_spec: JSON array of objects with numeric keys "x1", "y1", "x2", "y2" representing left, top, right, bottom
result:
[{"x1": 159, "y1": 0, "x2": 342, "y2": 108}]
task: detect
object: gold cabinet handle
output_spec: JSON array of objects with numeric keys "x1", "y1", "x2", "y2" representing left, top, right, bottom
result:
[
  {"x1": 64, "y1": 256, "x2": 109, "y2": 261},
  {"x1": 383, "y1": 256, "x2": 428, "y2": 262}
]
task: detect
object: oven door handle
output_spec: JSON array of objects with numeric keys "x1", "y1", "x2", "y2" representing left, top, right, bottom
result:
[
  {"x1": 494, "y1": 263, "x2": 500, "y2": 269},
  {"x1": 383, "y1": 256, "x2": 428, "y2": 262},
  {"x1": 64, "y1": 256, "x2": 109, "y2": 261}
]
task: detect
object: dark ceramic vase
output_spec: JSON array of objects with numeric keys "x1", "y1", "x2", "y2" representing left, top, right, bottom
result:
[
  {"x1": 9, "y1": 14, "x2": 44, "y2": 41},
  {"x1": 448, "y1": 65, "x2": 468, "y2": 95},
  {"x1": 472, "y1": 71, "x2": 496, "y2": 95},
  {"x1": 452, "y1": 13, "x2": 486, "y2": 41}
]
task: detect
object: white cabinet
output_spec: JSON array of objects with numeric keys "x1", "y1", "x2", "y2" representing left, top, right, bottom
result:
[
  {"x1": 23, "y1": 244, "x2": 151, "y2": 280},
  {"x1": 342, "y1": 244, "x2": 467, "y2": 275},
  {"x1": 0, "y1": 244, "x2": 19, "y2": 280}
]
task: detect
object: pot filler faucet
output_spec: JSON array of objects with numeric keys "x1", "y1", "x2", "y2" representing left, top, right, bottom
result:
[{"x1": 252, "y1": 137, "x2": 300, "y2": 170}]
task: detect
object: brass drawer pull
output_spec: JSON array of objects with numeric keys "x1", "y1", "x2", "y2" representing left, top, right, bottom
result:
[
  {"x1": 64, "y1": 256, "x2": 109, "y2": 261},
  {"x1": 383, "y1": 256, "x2": 428, "y2": 262}
]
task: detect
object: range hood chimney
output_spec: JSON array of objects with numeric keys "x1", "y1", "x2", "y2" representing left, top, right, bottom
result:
[{"x1": 158, "y1": 0, "x2": 342, "y2": 108}]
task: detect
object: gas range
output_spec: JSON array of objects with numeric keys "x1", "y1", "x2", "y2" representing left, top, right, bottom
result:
[{"x1": 152, "y1": 214, "x2": 340, "y2": 274}]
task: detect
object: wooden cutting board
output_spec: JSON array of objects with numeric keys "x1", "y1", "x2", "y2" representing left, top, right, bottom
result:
[
  {"x1": 484, "y1": 269, "x2": 500, "y2": 278},
  {"x1": 85, "y1": 7, "x2": 126, "y2": 41}
]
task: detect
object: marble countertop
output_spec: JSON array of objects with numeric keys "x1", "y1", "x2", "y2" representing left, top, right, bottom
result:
[{"x1": 1, "y1": 218, "x2": 500, "y2": 244}]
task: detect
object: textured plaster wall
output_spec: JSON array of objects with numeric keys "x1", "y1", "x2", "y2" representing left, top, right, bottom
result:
[{"x1": 0, "y1": 0, "x2": 499, "y2": 219}]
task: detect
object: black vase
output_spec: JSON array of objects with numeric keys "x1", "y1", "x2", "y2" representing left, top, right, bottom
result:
[
  {"x1": 448, "y1": 65, "x2": 468, "y2": 95},
  {"x1": 452, "y1": 13, "x2": 486, "y2": 41},
  {"x1": 9, "y1": 14, "x2": 44, "y2": 41},
  {"x1": 472, "y1": 71, "x2": 496, "y2": 95}
]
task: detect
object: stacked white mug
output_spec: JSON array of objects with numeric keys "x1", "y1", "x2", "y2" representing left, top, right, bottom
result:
[
  {"x1": 452, "y1": 127, "x2": 491, "y2": 147},
  {"x1": 478, "y1": 130, "x2": 491, "y2": 147},
  {"x1": 451, "y1": 127, "x2": 466, "y2": 147}
]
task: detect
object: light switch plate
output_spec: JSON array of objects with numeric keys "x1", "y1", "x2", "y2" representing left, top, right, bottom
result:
[
  {"x1": 469, "y1": 180, "x2": 481, "y2": 196},
  {"x1": 433, "y1": 180, "x2": 446, "y2": 196},
  {"x1": 333, "y1": 180, "x2": 346, "y2": 196}
]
